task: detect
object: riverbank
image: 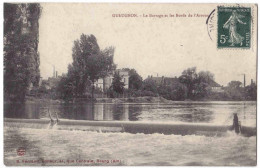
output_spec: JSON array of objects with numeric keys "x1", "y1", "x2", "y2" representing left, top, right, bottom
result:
[
  {"x1": 95, "y1": 96, "x2": 173, "y2": 103},
  {"x1": 21, "y1": 96, "x2": 173, "y2": 104},
  {"x1": 8, "y1": 96, "x2": 255, "y2": 105}
]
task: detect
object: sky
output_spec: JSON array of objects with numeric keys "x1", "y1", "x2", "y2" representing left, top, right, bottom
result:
[{"x1": 38, "y1": 3, "x2": 257, "y2": 86}]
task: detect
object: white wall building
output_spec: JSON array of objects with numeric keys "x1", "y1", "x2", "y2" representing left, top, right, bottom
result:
[{"x1": 94, "y1": 69, "x2": 129, "y2": 92}]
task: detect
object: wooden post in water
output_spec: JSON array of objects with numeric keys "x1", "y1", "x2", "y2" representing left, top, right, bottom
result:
[{"x1": 233, "y1": 113, "x2": 241, "y2": 134}]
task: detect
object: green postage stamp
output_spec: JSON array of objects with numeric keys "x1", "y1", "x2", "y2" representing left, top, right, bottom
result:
[{"x1": 217, "y1": 7, "x2": 251, "y2": 48}]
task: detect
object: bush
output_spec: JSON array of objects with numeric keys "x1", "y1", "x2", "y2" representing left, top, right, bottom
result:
[{"x1": 125, "y1": 89, "x2": 157, "y2": 97}]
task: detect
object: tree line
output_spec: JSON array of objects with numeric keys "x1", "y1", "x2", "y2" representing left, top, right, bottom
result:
[{"x1": 55, "y1": 34, "x2": 256, "y2": 101}]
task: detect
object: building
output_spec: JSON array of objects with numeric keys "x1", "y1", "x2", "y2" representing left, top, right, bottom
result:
[
  {"x1": 40, "y1": 71, "x2": 62, "y2": 90},
  {"x1": 144, "y1": 75, "x2": 180, "y2": 86},
  {"x1": 94, "y1": 69, "x2": 129, "y2": 92},
  {"x1": 103, "y1": 75, "x2": 114, "y2": 90},
  {"x1": 145, "y1": 75, "x2": 224, "y2": 93},
  {"x1": 115, "y1": 69, "x2": 129, "y2": 89},
  {"x1": 207, "y1": 79, "x2": 224, "y2": 93},
  {"x1": 95, "y1": 78, "x2": 105, "y2": 91},
  {"x1": 47, "y1": 76, "x2": 62, "y2": 89}
]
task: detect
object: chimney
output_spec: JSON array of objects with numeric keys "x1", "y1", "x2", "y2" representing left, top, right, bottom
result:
[
  {"x1": 244, "y1": 74, "x2": 246, "y2": 87},
  {"x1": 162, "y1": 76, "x2": 165, "y2": 84},
  {"x1": 251, "y1": 79, "x2": 253, "y2": 85},
  {"x1": 56, "y1": 71, "x2": 58, "y2": 78},
  {"x1": 53, "y1": 66, "x2": 55, "y2": 78}
]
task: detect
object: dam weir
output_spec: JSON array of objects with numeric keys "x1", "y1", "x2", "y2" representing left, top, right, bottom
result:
[{"x1": 4, "y1": 116, "x2": 256, "y2": 137}]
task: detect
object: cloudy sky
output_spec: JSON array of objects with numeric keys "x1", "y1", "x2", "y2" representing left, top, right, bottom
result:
[{"x1": 38, "y1": 3, "x2": 257, "y2": 86}]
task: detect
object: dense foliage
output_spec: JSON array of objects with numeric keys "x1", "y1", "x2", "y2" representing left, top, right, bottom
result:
[
  {"x1": 111, "y1": 72, "x2": 125, "y2": 94},
  {"x1": 123, "y1": 68, "x2": 143, "y2": 90},
  {"x1": 4, "y1": 3, "x2": 41, "y2": 102},
  {"x1": 57, "y1": 34, "x2": 116, "y2": 99},
  {"x1": 179, "y1": 67, "x2": 215, "y2": 99}
]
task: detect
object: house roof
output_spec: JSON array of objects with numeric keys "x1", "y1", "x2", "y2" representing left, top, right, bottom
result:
[
  {"x1": 150, "y1": 77, "x2": 163, "y2": 85},
  {"x1": 145, "y1": 76, "x2": 180, "y2": 85},
  {"x1": 145, "y1": 75, "x2": 221, "y2": 87},
  {"x1": 208, "y1": 79, "x2": 221, "y2": 87},
  {"x1": 163, "y1": 77, "x2": 180, "y2": 85},
  {"x1": 115, "y1": 69, "x2": 129, "y2": 76}
]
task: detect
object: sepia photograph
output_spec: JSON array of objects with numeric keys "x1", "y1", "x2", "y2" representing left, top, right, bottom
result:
[{"x1": 3, "y1": 3, "x2": 257, "y2": 166}]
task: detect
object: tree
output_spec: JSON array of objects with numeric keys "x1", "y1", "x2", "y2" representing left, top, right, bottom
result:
[
  {"x1": 193, "y1": 71, "x2": 215, "y2": 98},
  {"x1": 157, "y1": 78, "x2": 187, "y2": 100},
  {"x1": 173, "y1": 83, "x2": 188, "y2": 100},
  {"x1": 111, "y1": 72, "x2": 125, "y2": 95},
  {"x1": 197, "y1": 71, "x2": 214, "y2": 83},
  {"x1": 56, "y1": 76, "x2": 75, "y2": 101},
  {"x1": 193, "y1": 82, "x2": 209, "y2": 98},
  {"x1": 226, "y1": 81, "x2": 244, "y2": 100},
  {"x1": 67, "y1": 63, "x2": 86, "y2": 97},
  {"x1": 179, "y1": 67, "x2": 215, "y2": 99},
  {"x1": 70, "y1": 34, "x2": 116, "y2": 99},
  {"x1": 4, "y1": 3, "x2": 41, "y2": 102},
  {"x1": 179, "y1": 67, "x2": 197, "y2": 98},
  {"x1": 123, "y1": 68, "x2": 143, "y2": 90},
  {"x1": 245, "y1": 83, "x2": 257, "y2": 100},
  {"x1": 143, "y1": 78, "x2": 158, "y2": 94},
  {"x1": 228, "y1": 81, "x2": 242, "y2": 89}
]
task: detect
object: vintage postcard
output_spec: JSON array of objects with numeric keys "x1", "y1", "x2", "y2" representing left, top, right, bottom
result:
[{"x1": 3, "y1": 3, "x2": 257, "y2": 166}]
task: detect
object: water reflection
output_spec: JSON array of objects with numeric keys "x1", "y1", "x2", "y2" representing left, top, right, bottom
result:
[
  {"x1": 4, "y1": 101, "x2": 256, "y2": 126},
  {"x1": 174, "y1": 109, "x2": 214, "y2": 122},
  {"x1": 4, "y1": 103, "x2": 143, "y2": 121},
  {"x1": 4, "y1": 102, "x2": 40, "y2": 119}
]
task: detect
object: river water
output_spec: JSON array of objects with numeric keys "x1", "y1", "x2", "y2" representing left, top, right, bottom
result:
[{"x1": 4, "y1": 101, "x2": 256, "y2": 166}]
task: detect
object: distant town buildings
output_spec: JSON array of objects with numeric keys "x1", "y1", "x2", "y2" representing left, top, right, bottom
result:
[
  {"x1": 36, "y1": 68, "x2": 129, "y2": 94},
  {"x1": 145, "y1": 75, "x2": 225, "y2": 93},
  {"x1": 145, "y1": 75, "x2": 180, "y2": 86},
  {"x1": 33, "y1": 66, "x2": 255, "y2": 98}
]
